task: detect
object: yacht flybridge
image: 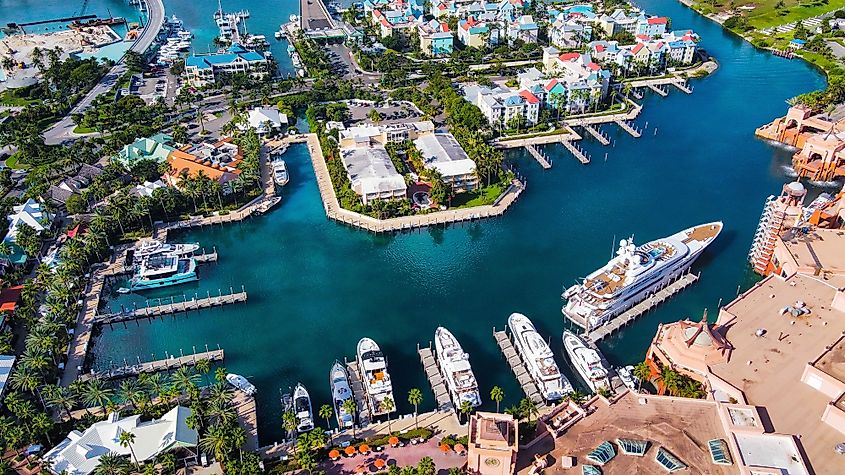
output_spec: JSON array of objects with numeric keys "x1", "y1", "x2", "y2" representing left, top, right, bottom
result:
[
  {"x1": 508, "y1": 313, "x2": 573, "y2": 401},
  {"x1": 434, "y1": 327, "x2": 481, "y2": 408}
]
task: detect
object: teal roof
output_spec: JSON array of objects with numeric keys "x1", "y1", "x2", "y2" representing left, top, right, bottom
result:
[
  {"x1": 708, "y1": 439, "x2": 732, "y2": 465},
  {"x1": 617, "y1": 438, "x2": 647, "y2": 456},
  {"x1": 586, "y1": 441, "x2": 616, "y2": 465},
  {"x1": 582, "y1": 465, "x2": 602, "y2": 475},
  {"x1": 655, "y1": 447, "x2": 687, "y2": 472},
  {"x1": 115, "y1": 135, "x2": 175, "y2": 166},
  {"x1": 186, "y1": 45, "x2": 266, "y2": 70}
]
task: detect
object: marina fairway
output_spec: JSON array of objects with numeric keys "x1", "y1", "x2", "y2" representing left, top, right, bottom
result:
[{"x1": 93, "y1": 0, "x2": 835, "y2": 445}]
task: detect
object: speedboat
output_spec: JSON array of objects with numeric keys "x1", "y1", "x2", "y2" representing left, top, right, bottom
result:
[
  {"x1": 226, "y1": 373, "x2": 256, "y2": 396},
  {"x1": 273, "y1": 160, "x2": 289, "y2": 186},
  {"x1": 356, "y1": 338, "x2": 394, "y2": 416},
  {"x1": 508, "y1": 313, "x2": 573, "y2": 401},
  {"x1": 330, "y1": 361, "x2": 355, "y2": 428},
  {"x1": 562, "y1": 331, "x2": 610, "y2": 393},
  {"x1": 617, "y1": 365, "x2": 638, "y2": 392},
  {"x1": 293, "y1": 383, "x2": 314, "y2": 432},
  {"x1": 562, "y1": 222, "x2": 723, "y2": 331},
  {"x1": 135, "y1": 240, "x2": 200, "y2": 258},
  {"x1": 435, "y1": 327, "x2": 481, "y2": 408},
  {"x1": 122, "y1": 254, "x2": 197, "y2": 292},
  {"x1": 275, "y1": 31, "x2": 282, "y2": 40}
]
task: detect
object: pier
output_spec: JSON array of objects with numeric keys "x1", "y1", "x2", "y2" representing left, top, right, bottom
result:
[
  {"x1": 585, "y1": 272, "x2": 699, "y2": 342},
  {"x1": 524, "y1": 144, "x2": 552, "y2": 169},
  {"x1": 561, "y1": 140, "x2": 590, "y2": 164},
  {"x1": 582, "y1": 124, "x2": 610, "y2": 146},
  {"x1": 615, "y1": 120, "x2": 642, "y2": 138},
  {"x1": 344, "y1": 358, "x2": 372, "y2": 425},
  {"x1": 492, "y1": 329, "x2": 545, "y2": 406},
  {"x1": 417, "y1": 343, "x2": 453, "y2": 412},
  {"x1": 79, "y1": 348, "x2": 224, "y2": 382},
  {"x1": 233, "y1": 390, "x2": 260, "y2": 452},
  {"x1": 95, "y1": 288, "x2": 248, "y2": 325},
  {"x1": 647, "y1": 84, "x2": 669, "y2": 97}
]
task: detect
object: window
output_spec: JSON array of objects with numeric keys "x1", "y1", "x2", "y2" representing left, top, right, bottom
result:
[
  {"x1": 655, "y1": 447, "x2": 687, "y2": 472},
  {"x1": 617, "y1": 438, "x2": 648, "y2": 456},
  {"x1": 586, "y1": 441, "x2": 616, "y2": 465},
  {"x1": 708, "y1": 439, "x2": 732, "y2": 465},
  {"x1": 582, "y1": 465, "x2": 602, "y2": 475}
]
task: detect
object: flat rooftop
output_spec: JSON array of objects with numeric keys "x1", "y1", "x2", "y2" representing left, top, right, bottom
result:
[
  {"x1": 339, "y1": 145, "x2": 406, "y2": 196},
  {"x1": 518, "y1": 393, "x2": 734, "y2": 474},
  {"x1": 781, "y1": 227, "x2": 845, "y2": 274},
  {"x1": 413, "y1": 133, "x2": 476, "y2": 177},
  {"x1": 712, "y1": 273, "x2": 845, "y2": 474}
]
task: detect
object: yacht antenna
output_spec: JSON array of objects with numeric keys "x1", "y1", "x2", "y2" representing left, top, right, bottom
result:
[{"x1": 610, "y1": 234, "x2": 615, "y2": 259}]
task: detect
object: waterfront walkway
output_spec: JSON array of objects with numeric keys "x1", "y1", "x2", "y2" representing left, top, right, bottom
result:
[
  {"x1": 524, "y1": 144, "x2": 552, "y2": 169},
  {"x1": 304, "y1": 133, "x2": 527, "y2": 233},
  {"x1": 79, "y1": 348, "x2": 224, "y2": 382}
]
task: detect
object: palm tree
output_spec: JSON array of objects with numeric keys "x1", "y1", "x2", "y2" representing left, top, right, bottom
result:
[
  {"x1": 215, "y1": 367, "x2": 227, "y2": 383},
  {"x1": 195, "y1": 358, "x2": 211, "y2": 386},
  {"x1": 633, "y1": 362, "x2": 651, "y2": 392},
  {"x1": 31, "y1": 411, "x2": 54, "y2": 445},
  {"x1": 282, "y1": 410, "x2": 298, "y2": 442},
  {"x1": 407, "y1": 388, "x2": 423, "y2": 429},
  {"x1": 657, "y1": 366, "x2": 681, "y2": 396},
  {"x1": 319, "y1": 404, "x2": 333, "y2": 432},
  {"x1": 519, "y1": 398, "x2": 538, "y2": 423},
  {"x1": 172, "y1": 366, "x2": 199, "y2": 395},
  {"x1": 459, "y1": 400, "x2": 473, "y2": 424},
  {"x1": 342, "y1": 397, "x2": 357, "y2": 438},
  {"x1": 82, "y1": 379, "x2": 114, "y2": 415},
  {"x1": 94, "y1": 452, "x2": 130, "y2": 475},
  {"x1": 231, "y1": 426, "x2": 247, "y2": 464},
  {"x1": 44, "y1": 385, "x2": 76, "y2": 420},
  {"x1": 118, "y1": 430, "x2": 141, "y2": 471},
  {"x1": 118, "y1": 380, "x2": 145, "y2": 411},
  {"x1": 382, "y1": 396, "x2": 395, "y2": 433},
  {"x1": 490, "y1": 386, "x2": 504, "y2": 413},
  {"x1": 200, "y1": 423, "x2": 230, "y2": 463}
]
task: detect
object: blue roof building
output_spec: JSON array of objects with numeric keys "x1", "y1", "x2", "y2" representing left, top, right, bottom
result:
[{"x1": 184, "y1": 44, "x2": 270, "y2": 87}]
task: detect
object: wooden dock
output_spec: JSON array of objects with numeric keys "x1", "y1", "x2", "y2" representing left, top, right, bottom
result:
[
  {"x1": 80, "y1": 348, "x2": 224, "y2": 382},
  {"x1": 524, "y1": 144, "x2": 552, "y2": 169},
  {"x1": 417, "y1": 343, "x2": 453, "y2": 411},
  {"x1": 492, "y1": 330, "x2": 545, "y2": 406},
  {"x1": 344, "y1": 358, "x2": 372, "y2": 425},
  {"x1": 586, "y1": 272, "x2": 699, "y2": 342},
  {"x1": 647, "y1": 84, "x2": 669, "y2": 97},
  {"x1": 233, "y1": 390, "x2": 260, "y2": 452},
  {"x1": 672, "y1": 80, "x2": 693, "y2": 94},
  {"x1": 562, "y1": 140, "x2": 590, "y2": 164},
  {"x1": 615, "y1": 120, "x2": 642, "y2": 138},
  {"x1": 95, "y1": 289, "x2": 248, "y2": 324},
  {"x1": 582, "y1": 124, "x2": 610, "y2": 146}
]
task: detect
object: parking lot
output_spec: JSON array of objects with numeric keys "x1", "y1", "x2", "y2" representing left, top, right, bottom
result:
[{"x1": 347, "y1": 100, "x2": 424, "y2": 125}]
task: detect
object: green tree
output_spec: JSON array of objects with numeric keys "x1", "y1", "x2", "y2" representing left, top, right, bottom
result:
[
  {"x1": 65, "y1": 194, "x2": 88, "y2": 215},
  {"x1": 319, "y1": 403, "x2": 334, "y2": 442},
  {"x1": 283, "y1": 409, "x2": 298, "y2": 442},
  {"x1": 519, "y1": 398, "x2": 538, "y2": 423},
  {"x1": 633, "y1": 362, "x2": 651, "y2": 391},
  {"x1": 459, "y1": 400, "x2": 473, "y2": 423},
  {"x1": 82, "y1": 379, "x2": 114, "y2": 414},
  {"x1": 119, "y1": 430, "x2": 141, "y2": 471},
  {"x1": 490, "y1": 386, "x2": 504, "y2": 413},
  {"x1": 382, "y1": 396, "x2": 395, "y2": 433},
  {"x1": 417, "y1": 456, "x2": 436, "y2": 475},
  {"x1": 408, "y1": 388, "x2": 423, "y2": 429},
  {"x1": 94, "y1": 452, "x2": 130, "y2": 475},
  {"x1": 342, "y1": 397, "x2": 357, "y2": 438}
]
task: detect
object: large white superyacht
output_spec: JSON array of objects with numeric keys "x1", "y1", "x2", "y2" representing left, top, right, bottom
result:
[
  {"x1": 562, "y1": 222, "x2": 722, "y2": 331},
  {"x1": 508, "y1": 313, "x2": 573, "y2": 401},
  {"x1": 562, "y1": 330, "x2": 610, "y2": 393},
  {"x1": 434, "y1": 327, "x2": 481, "y2": 408},
  {"x1": 356, "y1": 338, "x2": 395, "y2": 416}
]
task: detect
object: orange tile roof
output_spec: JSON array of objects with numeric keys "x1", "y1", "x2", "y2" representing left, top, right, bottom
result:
[{"x1": 167, "y1": 149, "x2": 241, "y2": 183}]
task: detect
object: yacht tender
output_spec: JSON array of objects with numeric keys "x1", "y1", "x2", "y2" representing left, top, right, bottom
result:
[
  {"x1": 356, "y1": 338, "x2": 394, "y2": 416},
  {"x1": 434, "y1": 327, "x2": 481, "y2": 408},
  {"x1": 562, "y1": 330, "x2": 610, "y2": 393},
  {"x1": 508, "y1": 313, "x2": 573, "y2": 401}
]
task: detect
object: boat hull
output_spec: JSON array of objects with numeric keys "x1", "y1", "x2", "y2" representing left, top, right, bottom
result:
[
  {"x1": 562, "y1": 331, "x2": 609, "y2": 393},
  {"x1": 330, "y1": 361, "x2": 355, "y2": 428},
  {"x1": 508, "y1": 313, "x2": 572, "y2": 401},
  {"x1": 130, "y1": 271, "x2": 197, "y2": 291}
]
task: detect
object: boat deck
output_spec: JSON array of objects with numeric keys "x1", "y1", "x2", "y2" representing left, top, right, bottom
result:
[
  {"x1": 345, "y1": 359, "x2": 371, "y2": 425},
  {"x1": 493, "y1": 330, "x2": 545, "y2": 407},
  {"x1": 417, "y1": 344, "x2": 453, "y2": 412}
]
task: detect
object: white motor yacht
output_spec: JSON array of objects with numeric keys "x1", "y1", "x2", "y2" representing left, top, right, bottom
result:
[
  {"x1": 617, "y1": 365, "x2": 638, "y2": 392},
  {"x1": 330, "y1": 361, "x2": 355, "y2": 428},
  {"x1": 356, "y1": 338, "x2": 394, "y2": 416},
  {"x1": 562, "y1": 331, "x2": 610, "y2": 393},
  {"x1": 135, "y1": 240, "x2": 200, "y2": 259},
  {"x1": 293, "y1": 383, "x2": 314, "y2": 432},
  {"x1": 226, "y1": 373, "x2": 256, "y2": 396},
  {"x1": 273, "y1": 160, "x2": 289, "y2": 186},
  {"x1": 434, "y1": 327, "x2": 481, "y2": 408},
  {"x1": 508, "y1": 313, "x2": 573, "y2": 401}
]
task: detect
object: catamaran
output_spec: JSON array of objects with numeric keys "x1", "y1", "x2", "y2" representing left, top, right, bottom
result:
[
  {"x1": 330, "y1": 361, "x2": 355, "y2": 428},
  {"x1": 508, "y1": 313, "x2": 573, "y2": 401},
  {"x1": 293, "y1": 383, "x2": 314, "y2": 432},
  {"x1": 356, "y1": 338, "x2": 394, "y2": 417},
  {"x1": 434, "y1": 327, "x2": 481, "y2": 408},
  {"x1": 226, "y1": 373, "x2": 256, "y2": 396},
  {"x1": 134, "y1": 239, "x2": 199, "y2": 258},
  {"x1": 121, "y1": 254, "x2": 197, "y2": 292},
  {"x1": 562, "y1": 331, "x2": 610, "y2": 393},
  {"x1": 562, "y1": 222, "x2": 723, "y2": 331}
]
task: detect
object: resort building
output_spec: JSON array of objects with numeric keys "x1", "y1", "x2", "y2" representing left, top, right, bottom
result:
[
  {"x1": 506, "y1": 15, "x2": 538, "y2": 45},
  {"x1": 430, "y1": 0, "x2": 456, "y2": 19},
  {"x1": 458, "y1": 16, "x2": 498, "y2": 48},
  {"x1": 339, "y1": 145, "x2": 407, "y2": 204},
  {"x1": 132, "y1": 180, "x2": 167, "y2": 198},
  {"x1": 164, "y1": 138, "x2": 244, "y2": 190},
  {"x1": 644, "y1": 270, "x2": 845, "y2": 474},
  {"x1": 368, "y1": 0, "x2": 426, "y2": 38},
  {"x1": 113, "y1": 134, "x2": 175, "y2": 169},
  {"x1": 338, "y1": 121, "x2": 435, "y2": 148},
  {"x1": 417, "y1": 19, "x2": 453, "y2": 57},
  {"x1": 467, "y1": 412, "x2": 518, "y2": 475},
  {"x1": 549, "y1": 15, "x2": 590, "y2": 49},
  {"x1": 43, "y1": 406, "x2": 198, "y2": 475},
  {"x1": 526, "y1": 391, "x2": 810, "y2": 474},
  {"x1": 5, "y1": 198, "x2": 53, "y2": 244},
  {"x1": 184, "y1": 44, "x2": 269, "y2": 88},
  {"x1": 413, "y1": 133, "x2": 478, "y2": 191},
  {"x1": 462, "y1": 84, "x2": 540, "y2": 128},
  {"x1": 240, "y1": 106, "x2": 288, "y2": 135},
  {"x1": 597, "y1": 9, "x2": 668, "y2": 37}
]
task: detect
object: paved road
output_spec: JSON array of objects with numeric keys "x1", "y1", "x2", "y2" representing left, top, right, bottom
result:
[
  {"x1": 43, "y1": 0, "x2": 165, "y2": 145},
  {"x1": 827, "y1": 40, "x2": 845, "y2": 59}
]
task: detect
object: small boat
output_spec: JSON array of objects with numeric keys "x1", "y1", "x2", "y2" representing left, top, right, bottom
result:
[
  {"x1": 275, "y1": 31, "x2": 282, "y2": 40},
  {"x1": 226, "y1": 373, "x2": 256, "y2": 396},
  {"x1": 435, "y1": 327, "x2": 481, "y2": 408},
  {"x1": 290, "y1": 14, "x2": 298, "y2": 23},
  {"x1": 617, "y1": 365, "x2": 638, "y2": 392},
  {"x1": 273, "y1": 160, "x2": 289, "y2": 186},
  {"x1": 123, "y1": 255, "x2": 197, "y2": 292},
  {"x1": 357, "y1": 337, "x2": 394, "y2": 416},
  {"x1": 562, "y1": 331, "x2": 610, "y2": 393},
  {"x1": 508, "y1": 313, "x2": 573, "y2": 401},
  {"x1": 294, "y1": 383, "x2": 314, "y2": 432},
  {"x1": 330, "y1": 361, "x2": 355, "y2": 428},
  {"x1": 135, "y1": 240, "x2": 200, "y2": 258}
]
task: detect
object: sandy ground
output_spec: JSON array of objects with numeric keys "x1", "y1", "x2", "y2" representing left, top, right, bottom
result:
[{"x1": 0, "y1": 26, "x2": 121, "y2": 90}]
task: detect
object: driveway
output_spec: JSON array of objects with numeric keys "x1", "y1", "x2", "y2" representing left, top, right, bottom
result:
[{"x1": 826, "y1": 40, "x2": 845, "y2": 59}]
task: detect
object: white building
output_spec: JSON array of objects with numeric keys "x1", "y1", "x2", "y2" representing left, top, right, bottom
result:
[
  {"x1": 132, "y1": 180, "x2": 167, "y2": 198},
  {"x1": 414, "y1": 133, "x2": 478, "y2": 191},
  {"x1": 0, "y1": 355, "x2": 15, "y2": 401},
  {"x1": 241, "y1": 106, "x2": 288, "y2": 135},
  {"x1": 43, "y1": 406, "x2": 198, "y2": 475},
  {"x1": 184, "y1": 44, "x2": 270, "y2": 88},
  {"x1": 5, "y1": 198, "x2": 53, "y2": 243},
  {"x1": 462, "y1": 84, "x2": 541, "y2": 128},
  {"x1": 339, "y1": 146, "x2": 408, "y2": 204}
]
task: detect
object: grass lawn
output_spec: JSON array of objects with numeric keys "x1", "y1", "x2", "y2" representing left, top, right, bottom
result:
[
  {"x1": 0, "y1": 89, "x2": 38, "y2": 107},
  {"x1": 72, "y1": 124, "x2": 97, "y2": 134},
  {"x1": 733, "y1": 0, "x2": 845, "y2": 29},
  {"x1": 4, "y1": 153, "x2": 25, "y2": 170},
  {"x1": 451, "y1": 183, "x2": 505, "y2": 208}
]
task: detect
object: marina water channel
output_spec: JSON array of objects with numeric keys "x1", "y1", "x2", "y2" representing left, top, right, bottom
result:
[{"x1": 24, "y1": 0, "x2": 833, "y2": 444}]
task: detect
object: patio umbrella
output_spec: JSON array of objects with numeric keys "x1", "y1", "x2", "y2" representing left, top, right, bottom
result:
[
  {"x1": 388, "y1": 436, "x2": 400, "y2": 447},
  {"x1": 359, "y1": 444, "x2": 371, "y2": 454},
  {"x1": 345, "y1": 446, "x2": 357, "y2": 456},
  {"x1": 439, "y1": 443, "x2": 451, "y2": 453},
  {"x1": 329, "y1": 449, "x2": 341, "y2": 460},
  {"x1": 374, "y1": 458, "x2": 387, "y2": 469},
  {"x1": 454, "y1": 443, "x2": 466, "y2": 454}
]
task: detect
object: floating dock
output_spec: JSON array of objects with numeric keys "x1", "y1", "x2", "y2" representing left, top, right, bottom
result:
[
  {"x1": 95, "y1": 289, "x2": 248, "y2": 324},
  {"x1": 585, "y1": 272, "x2": 699, "y2": 342},
  {"x1": 524, "y1": 144, "x2": 552, "y2": 169},
  {"x1": 344, "y1": 358, "x2": 372, "y2": 425},
  {"x1": 562, "y1": 140, "x2": 590, "y2": 164},
  {"x1": 492, "y1": 329, "x2": 545, "y2": 406},
  {"x1": 417, "y1": 343, "x2": 453, "y2": 412},
  {"x1": 80, "y1": 348, "x2": 224, "y2": 381},
  {"x1": 582, "y1": 124, "x2": 610, "y2": 146}
]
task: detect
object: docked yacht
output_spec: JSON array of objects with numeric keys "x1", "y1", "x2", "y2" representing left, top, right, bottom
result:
[
  {"x1": 562, "y1": 222, "x2": 723, "y2": 331},
  {"x1": 434, "y1": 327, "x2": 481, "y2": 408},
  {"x1": 330, "y1": 361, "x2": 355, "y2": 428},
  {"x1": 617, "y1": 365, "x2": 638, "y2": 392},
  {"x1": 135, "y1": 240, "x2": 200, "y2": 258},
  {"x1": 226, "y1": 373, "x2": 256, "y2": 396},
  {"x1": 293, "y1": 383, "x2": 314, "y2": 432},
  {"x1": 562, "y1": 331, "x2": 610, "y2": 393},
  {"x1": 356, "y1": 338, "x2": 395, "y2": 416},
  {"x1": 273, "y1": 160, "x2": 289, "y2": 186},
  {"x1": 508, "y1": 313, "x2": 573, "y2": 401},
  {"x1": 124, "y1": 255, "x2": 197, "y2": 292}
]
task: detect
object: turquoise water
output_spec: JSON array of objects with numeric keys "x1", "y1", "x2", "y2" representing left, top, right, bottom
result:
[{"x1": 84, "y1": 0, "x2": 835, "y2": 446}]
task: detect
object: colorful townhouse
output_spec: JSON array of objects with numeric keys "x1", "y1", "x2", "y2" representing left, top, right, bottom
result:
[
  {"x1": 588, "y1": 28, "x2": 698, "y2": 73},
  {"x1": 458, "y1": 16, "x2": 498, "y2": 48},
  {"x1": 430, "y1": 0, "x2": 457, "y2": 19},
  {"x1": 506, "y1": 15, "x2": 539, "y2": 44},
  {"x1": 518, "y1": 47, "x2": 610, "y2": 112},
  {"x1": 369, "y1": 0, "x2": 426, "y2": 38},
  {"x1": 462, "y1": 84, "x2": 541, "y2": 128},
  {"x1": 418, "y1": 19, "x2": 454, "y2": 56},
  {"x1": 547, "y1": 4, "x2": 595, "y2": 49},
  {"x1": 597, "y1": 9, "x2": 668, "y2": 38},
  {"x1": 184, "y1": 44, "x2": 269, "y2": 88}
]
